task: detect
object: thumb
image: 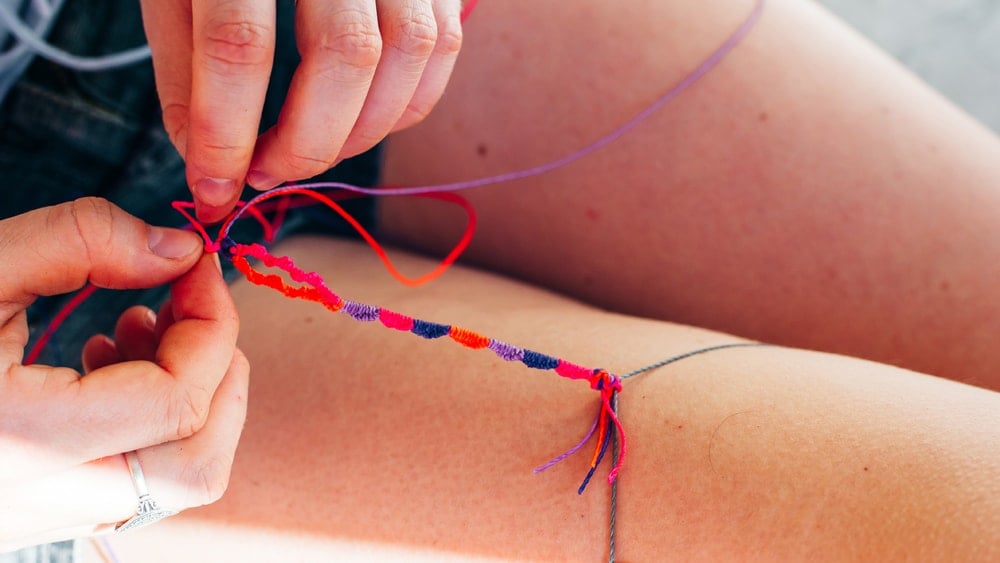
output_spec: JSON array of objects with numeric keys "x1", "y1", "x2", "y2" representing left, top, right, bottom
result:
[{"x1": 0, "y1": 198, "x2": 203, "y2": 305}]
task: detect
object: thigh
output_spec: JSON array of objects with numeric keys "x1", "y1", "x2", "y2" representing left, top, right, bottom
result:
[
  {"x1": 379, "y1": 0, "x2": 1000, "y2": 386},
  {"x1": 104, "y1": 236, "x2": 1000, "y2": 562}
]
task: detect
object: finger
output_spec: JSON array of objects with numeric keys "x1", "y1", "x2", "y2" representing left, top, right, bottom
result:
[
  {"x1": 156, "y1": 254, "x2": 238, "y2": 401},
  {"x1": 187, "y1": 0, "x2": 277, "y2": 222},
  {"x1": 336, "y1": 0, "x2": 439, "y2": 160},
  {"x1": 140, "y1": 0, "x2": 194, "y2": 157},
  {"x1": 82, "y1": 334, "x2": 120, "y2": 374},
  {"x1": 245, "y1": 0, "x2": 381, "y2": 190},
  {"x1": 0, "y1": 254, "x2": 238, "y2": 476},
  {"x1": 0, "y1": 199, "x2": 202, "y2": 329},
  {"x1": 0, "y1": 350, "x2": 249, "y2": 540},
  {"x1": 390, "y1": 0, "x2": 463, "y2": 133},
  {"x1": 154, "y1": 298, "x2": 177, "y2": 344},
  {"x1": 143, "y1": 348, "x2": 250, "y2": 509},
  {"x1": 0, "y1": 310, "x2": 28, "y2": 370},
  {"x1": 113, "y1": 306, "x2": 160, "y2": 363}
]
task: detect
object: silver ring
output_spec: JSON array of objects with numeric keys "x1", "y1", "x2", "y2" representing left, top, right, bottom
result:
[{"x1": 114, "y1": 451, "x2": 177, "y2": 533}]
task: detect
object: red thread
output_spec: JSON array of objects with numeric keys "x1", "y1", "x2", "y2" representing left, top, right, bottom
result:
[
  {"x1": 448, "y1": 326, "x2": 491, "y2": 349},
  {"x1": 460, "y1": 0, "x2": 479, "y2": 22},
  {"x1": 24, "y1": 283, "x2": 98, "y2": 366},
  {"x1": 230, "y1": 243, "x2": 344, "y2": 311},
  {"x1": 220, "y1": 189, "x2": 476, "y2": 288},
  {"x1": 173, "y1": 200, "x2": 281, "y2": 252},
  {"x1": 590, "y1": 408, "x2": 610, "y2": 468}
]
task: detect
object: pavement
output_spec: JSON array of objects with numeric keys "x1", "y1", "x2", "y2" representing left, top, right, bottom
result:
[{"x1": 818, "y1": 0, "x2": 1000, "y2": 132}]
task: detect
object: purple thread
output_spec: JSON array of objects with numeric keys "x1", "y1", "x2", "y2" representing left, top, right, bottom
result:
[
  {"x1": 534, "y1": 416, "x2": 600, "y2": 474},
  {"x1": 488, "y1": 339, "x2": 525, "y2": 362},
  {"x1": 342, "y1": 301, "x2": 380, "y2": 321},
  {"x1": 224, "y1": 0, "x2": 766, "y2": 230},
  {"x1": 98, "y1": 537, "x2": 123, "y2": 563}
]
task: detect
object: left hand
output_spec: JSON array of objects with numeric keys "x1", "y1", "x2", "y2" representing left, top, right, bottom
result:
[
  {"x1": 140, "y1": 0, "x2": 465, "y2": 222},
  {"x1": 0, "y1": 200, "x2": 247, "y2": 549}
]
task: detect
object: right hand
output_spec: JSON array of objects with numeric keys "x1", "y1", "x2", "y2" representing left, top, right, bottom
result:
[
  {"x1": 0, "y1": 198, "x2": 248, "y2": 551},
  {"x1": 140, "y1": 0, "x2": 465, "y2": 222}
]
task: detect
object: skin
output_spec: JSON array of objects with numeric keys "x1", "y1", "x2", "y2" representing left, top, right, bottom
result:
[
  {"x1": 103, "y1": 236, "x2": 1000, "y2": 561},
  {"x1": 380, "y1": 0, "x2": 1000, "y2": 388},
  {"x1": 0, "y1": 199, "x2": 247, "y2": 551},
  {"x1": 139, "y1": 0, "x2": 464, "y2": 222},
  {"x1": 7, "y1": 0, "x2": 1000, "y2": 558}
]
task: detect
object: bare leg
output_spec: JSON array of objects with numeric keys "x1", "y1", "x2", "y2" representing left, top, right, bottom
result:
[
  {"x1": 380, "y1": 0, "x2": 1000, "y2": 387},
  {"x1": 103, "y1": 237, "x2": 1000, "y2": 561}
]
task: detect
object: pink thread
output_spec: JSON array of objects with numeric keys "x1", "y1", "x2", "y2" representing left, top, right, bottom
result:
[
  {"x1": 380, "y1": 309, "x2": 415, "y2": 331},
  {"x1": 555, "y1": 360, "x2": 594, "y2": 381}
]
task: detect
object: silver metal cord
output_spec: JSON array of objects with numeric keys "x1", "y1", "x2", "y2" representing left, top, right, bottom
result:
[{"x1": 607, "y1": 342, "x2": 770, "y2": 561}]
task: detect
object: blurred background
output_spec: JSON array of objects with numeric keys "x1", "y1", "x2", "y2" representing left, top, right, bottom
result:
[{"x1": 819, "y1": 0, "x2": 1000, "y2": 133}]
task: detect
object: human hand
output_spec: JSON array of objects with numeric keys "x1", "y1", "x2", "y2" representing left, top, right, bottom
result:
[
  {"x1": 0, "y1": 199, "x2": 247, "y2": 550},
  {"x1": 140, "y1": 0, "x2": 465, "y2": 222}
]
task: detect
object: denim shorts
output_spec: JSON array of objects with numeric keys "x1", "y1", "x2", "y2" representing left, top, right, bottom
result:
[{"x1": 0, "y1": 0, "x2": 380, "y2": 372}]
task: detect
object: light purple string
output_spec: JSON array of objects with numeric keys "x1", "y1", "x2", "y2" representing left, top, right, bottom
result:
[
  {"x1": 228, "y1": 0, "x2": 765, "y2": 227},
  {"x1": 533, "y1": 416, "x2": 600, "y2": 474},
  {"x1": 98, "y1": 537, "x2": 123, "y2": 563}
]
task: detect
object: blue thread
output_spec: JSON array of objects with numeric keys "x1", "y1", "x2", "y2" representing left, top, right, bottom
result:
[
  {"x1": 578, "y1": 413, "x2": 614, "y2": 495},
  {"x1": 412, "y1": 320, "x2": 451, "y2": 339},
  {"x1": 220, "y1": 237, "x2": 238, "y2": 258},
  {"x1": 522, "y1": 350, "x2": 560, "y2": 370}
]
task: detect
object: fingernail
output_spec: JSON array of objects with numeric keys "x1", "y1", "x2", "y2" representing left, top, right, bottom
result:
[
  {"x1": 193, "y1": 177, "x2": 238, "y2": 206},
  {"x1": 195, "y1": 200, "x2": 229, "y2": 224},
  {"x1": 148, "y1": 226, "x2": 201, "y2": 259},
  {"x1": 212, "y1": 253, "x2": 223, "y2": 273},
  {"x1": 144, "y1": 309, "x2": 157, "y2": 331},
  {"x1": 246, "y1": 169, "x2": 281, "y2": 191}
]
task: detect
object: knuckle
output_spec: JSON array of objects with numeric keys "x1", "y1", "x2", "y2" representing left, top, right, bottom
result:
[
  {"x1": 347, "y1": 127, "x2": 386, "y2": 152},
  {"x1": 280, "y1": 148, "x2": 335, "y2": 179},
  {"x1": 201, "y1": 17, "x2": 273, "y2": 69},
  {"x1": 161, "y1": 103, "x2": 189, "y2": 143},
  {"x1": 62, "y1": 198, "x2": 116, "y2": 265},
  {"x1": 397, "y1": 99, "x2": 435, "y2": 129},
  {"x1": 434, "y1": 13, "x2": 463, "y2": 57},
  {"x1": 185, "y1": 454, "x2": 233, "y2": 505},
  {"x1": 166, "y1": 385, "x2": 210, "y2": 440},
  {"x1": 385, "y1": 11, "x2": 437, "y2": 59},
  {"x1": 309, "y1": 10, "x2": 382, "y2": 70}
]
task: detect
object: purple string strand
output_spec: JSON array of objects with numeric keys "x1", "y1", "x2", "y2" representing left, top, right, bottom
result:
[
  {"x1": 533, "y1": 415, "x2": 601, "y2": 474},
  {"x1": 227, "y1": 0, "x2": 765, "y2": 227}
]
